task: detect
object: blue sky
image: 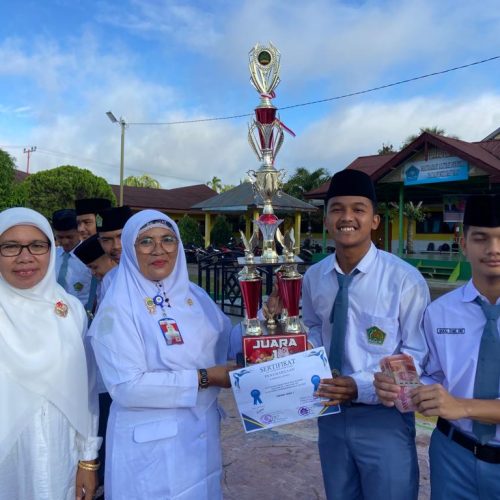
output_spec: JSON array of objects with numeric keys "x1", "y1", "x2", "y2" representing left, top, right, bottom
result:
[{"x1": 0, "y1": 0, "x2": 499, "y2": 188}]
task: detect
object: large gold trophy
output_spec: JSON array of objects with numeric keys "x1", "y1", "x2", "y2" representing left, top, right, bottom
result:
[{"x1": 238, "y1": 43, "x2": 307, "y2": 365}]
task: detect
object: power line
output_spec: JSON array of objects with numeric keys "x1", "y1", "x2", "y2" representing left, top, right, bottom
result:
[
  {"x1": 128, "y1": 55, "x2": 500, "y2": 126},
  {"x1": 1, "y1": 144, "x2": 206, "y2": 184}
]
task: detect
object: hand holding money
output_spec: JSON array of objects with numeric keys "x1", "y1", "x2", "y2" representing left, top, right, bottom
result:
[{"x1": 379, "y1": 354, "x2": 421, "y2": 413}]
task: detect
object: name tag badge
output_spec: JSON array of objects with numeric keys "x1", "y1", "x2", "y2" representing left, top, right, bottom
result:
[
  {"x1": 437, "y1": 328, "x2": 465, "y2": 335},
  {"x1": 159, "y1": 317, "x2": 184, "y2": 346}
]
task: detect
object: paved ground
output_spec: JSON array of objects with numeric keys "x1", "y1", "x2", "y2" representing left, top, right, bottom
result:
[
  {"x1": 220, "y1": 388, "x2": 433, "y2": 500},
  {"x1": 218, "y1": 279, "x2": 459, "y2": 500}
]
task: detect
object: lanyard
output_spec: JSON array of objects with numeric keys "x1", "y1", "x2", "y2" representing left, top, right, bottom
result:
[{"x1": 153, "y1": 282, "x2": 171, "y2": 316}]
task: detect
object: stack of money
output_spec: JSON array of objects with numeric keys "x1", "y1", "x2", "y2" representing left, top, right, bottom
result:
[{"x1": 380, "y1": 354, "x2": 421, "y2": 413}]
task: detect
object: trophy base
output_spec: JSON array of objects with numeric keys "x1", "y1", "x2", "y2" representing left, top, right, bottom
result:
[{"x1": 243, "y1": 321, "x2": 307, "y2": 365}]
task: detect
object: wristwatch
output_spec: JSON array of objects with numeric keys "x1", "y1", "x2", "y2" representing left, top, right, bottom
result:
[{"x1": 198, "y1": 368, "x2": 209, "y2": 389}]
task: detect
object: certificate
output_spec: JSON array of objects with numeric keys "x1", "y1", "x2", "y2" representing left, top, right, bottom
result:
[{"x1": 229, "y1": 347, "x2": 341, "y2": 433}]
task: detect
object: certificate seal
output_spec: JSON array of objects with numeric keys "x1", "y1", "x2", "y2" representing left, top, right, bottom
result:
[
  {"x1": 261, "y1": 414, "x2": 273, "y2": 424},
  {"x1": 298, "y1": 406, "x2": 311, "y2": 417}
]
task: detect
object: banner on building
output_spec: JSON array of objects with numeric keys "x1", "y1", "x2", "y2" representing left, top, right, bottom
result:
[{"x1": 403, "y1": 157, "x2": 469, "y2": 186}]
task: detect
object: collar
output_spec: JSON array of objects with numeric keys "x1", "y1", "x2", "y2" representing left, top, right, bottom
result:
[
  {"x1": 324, "y1": 242, "x2": 377, "y2": 276},
  {"x1": 463, "y1": 279, "x2": 500, "y2": 305}
]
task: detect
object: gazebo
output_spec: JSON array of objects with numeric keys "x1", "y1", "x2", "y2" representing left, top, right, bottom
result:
[{"x1": 192, "y1": 181, "x2": 318, "y2": 246}]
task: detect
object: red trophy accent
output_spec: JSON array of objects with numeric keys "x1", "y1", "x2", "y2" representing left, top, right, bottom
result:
[
  {"x1": 239, "y1": 278, "x2": 262, "y2": 320},
  {"x1": 281, "y1": 276, "x2": 302, "y2": 317},
  {"x1": 255, "y1": 107, "x2": 276, "y2": 125}
]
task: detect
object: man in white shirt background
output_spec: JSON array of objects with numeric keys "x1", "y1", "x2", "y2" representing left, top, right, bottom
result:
[
  {"x1": 96, "y1": 205, "x2": 132, "y2": 298},
  {"x1": 303, "y1": 169, "x2": 430, "y2": 500},
  {"x1": 53, "y1": 208, "x2": 92, "y2": 306},
  {"x1": 375, "y1": 194, "x2": 500, "y2": 499}
]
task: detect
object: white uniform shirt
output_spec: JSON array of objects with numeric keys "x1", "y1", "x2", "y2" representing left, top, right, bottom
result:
[
  {"x1": 303, "y1": 243, "x2": 430, "y2": 404},
  {"x1": 55, "y1": 246, "x2": 92, "y2": 307},
  {"x1": 422, "y1": 279, "x2": 500, "y2": 445}
]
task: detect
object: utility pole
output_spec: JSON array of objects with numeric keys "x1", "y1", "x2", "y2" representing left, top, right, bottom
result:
[
  {"x1": 23, "y1": 146, "x2": 37, "y2": 173},
  {"x1": 106, "y1": 111, "x2": 127, "y2": 206}
]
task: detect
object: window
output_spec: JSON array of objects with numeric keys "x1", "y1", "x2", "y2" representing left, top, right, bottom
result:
[{"x1": 416, "y1": 213, "x2": 454, "y2": 234}]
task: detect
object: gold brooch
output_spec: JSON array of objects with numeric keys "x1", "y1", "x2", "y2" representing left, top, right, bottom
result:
[
  {"x1": 187, "y1": 298, "x2": 193, "y2": 306},
  {"x1": 145, "y1": 297, "x2": 156, "y2": 314},
  {"x1": 55, "y1": 300, "x2": 69, "y2": 318}
]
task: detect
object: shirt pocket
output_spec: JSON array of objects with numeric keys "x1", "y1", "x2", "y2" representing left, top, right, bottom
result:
[
  {"x1": 133, "y1": 418, "x2": 178, "y2": 443},
  {"x1": 357, "y1": 312, "x2": 399, "y2": 355}
]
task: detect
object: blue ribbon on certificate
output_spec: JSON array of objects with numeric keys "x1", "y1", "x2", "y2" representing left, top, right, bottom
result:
[{"x1": 251, "y1": 389, "x2": 262, "y2": 405}]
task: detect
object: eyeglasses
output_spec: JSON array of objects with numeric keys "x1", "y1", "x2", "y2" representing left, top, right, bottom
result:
[
  {"x1": 0, "y1": 241, "x2": 51, "y2": 257},
  {"x1": 135, "y1": 235, "x2": 178, "y2": 254}
]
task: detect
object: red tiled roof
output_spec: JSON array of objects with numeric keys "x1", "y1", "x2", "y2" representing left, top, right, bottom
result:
[
  {"x1": 304, "y1": 153, "x2": 397, "y2": 199},
  {"x1": 111, "y1": 183, "x2": 217, "y2": 213}
]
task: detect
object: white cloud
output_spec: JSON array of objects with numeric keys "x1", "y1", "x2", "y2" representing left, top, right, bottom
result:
[{"x1": 282, "y1": 93, "x2": 500, "y2": 175}]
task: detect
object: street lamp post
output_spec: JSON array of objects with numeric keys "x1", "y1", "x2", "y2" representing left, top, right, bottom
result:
[{"x1": 106, "y1": 111, "x2": 127, "y2": 206}]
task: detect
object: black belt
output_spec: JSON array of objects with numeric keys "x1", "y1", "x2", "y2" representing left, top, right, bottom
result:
[{"x1": 437, "y1": 417, "x2": 500, "y2": 464}]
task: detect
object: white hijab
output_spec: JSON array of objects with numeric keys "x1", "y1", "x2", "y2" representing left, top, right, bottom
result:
[
  {"x1": 90, "y1": 210, "x2": 227, "y2": 396},
  {"x1": 0, "y1": 208, "x2": 90, "y2": 462}
]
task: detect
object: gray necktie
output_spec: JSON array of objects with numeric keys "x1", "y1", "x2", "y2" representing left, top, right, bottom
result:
[
  {"x1": 472, "y1": 296, "x2": 500, "y2": 444},
  {"x1": 85, "y1": 276, "x2": 99, "y2": 325},
  {"x1": 329, "y1": 270, "x2": 358, "y2": 376},
  {"x1": 57, "y1": 252, "x2": 70, "y2": 289}
]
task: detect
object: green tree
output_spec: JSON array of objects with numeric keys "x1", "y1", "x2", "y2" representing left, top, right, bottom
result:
[
  {"x1": 210, "y1": 215, "x2": 232, "y2": 246},
  {"x1": 401, "y1": 126, "x2": 459, "y2": 149},
  {"x1": 389, "y1": 201, "x2": 428, "y2": 254},
  {"x1": 124, "y1": 174, "x2": 161, "y2": 188},
  {"x1": 21, "y1": 165, "x2": 116, "y2": 218},
  {"x1": 377, "y1": 143, "x2": 396, "y2": 155},
  {"x1": 283, "y1": 167, "x2": 330, "y2": 235},
  {"x1": 282, "y1": 167, "x2": 330, "y2": 200},
  {"x1": 0, "y1": 149, "x2": 19, "y2": 210},
  {"x1": 220, "y1": 184, "x2": 235, "y2": 193},
  {"x1": 177, "y1": 215, "x2": 203, "y2": 246},
  {"x1": 206, "y1": 176, "x2": 222, "y2": 193}
]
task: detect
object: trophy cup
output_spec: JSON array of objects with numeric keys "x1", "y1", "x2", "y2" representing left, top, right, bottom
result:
[{"x1": 238, "y1": 43, "x2": 307, "y2": 365}]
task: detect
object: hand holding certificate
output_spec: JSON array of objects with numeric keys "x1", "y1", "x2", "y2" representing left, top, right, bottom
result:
[{"x1": 230, "y1": 347, "x2": 340, "y2": 433}]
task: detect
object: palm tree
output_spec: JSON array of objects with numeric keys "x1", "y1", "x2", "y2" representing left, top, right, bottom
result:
[
  {"x1": 206, "y1": 176, "x2": 222, "y2": 193},
  {"x1": 282, "y1": 167, "x2": 330, "y2": 200},
  {"x1": 389, "y1": 201, "x2": 427, "y2": 254},
  {"x1": 401, "y1": 126, "x2": 459, "y2": 149},
  {"x1": 124, "y1": 174, "x2": 161, "y2": 188}
]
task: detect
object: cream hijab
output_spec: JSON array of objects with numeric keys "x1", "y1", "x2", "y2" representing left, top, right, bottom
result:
[{"x1": 0, "y1": 208, "x2": 90, "y2": 462}]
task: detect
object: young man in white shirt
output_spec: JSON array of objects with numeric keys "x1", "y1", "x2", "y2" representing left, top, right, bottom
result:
[
  {"x1": 53, "y1": 208, "x2": 92, "y2": 306},
  {"x1": 375, "y1": 194, "x2": 500, "y2": 499},
  {"x1": 304, "y1": 169, "x2": 429, "y2": 500},
  {"x1": 96, "y1": 205, "x2": 132, "y2": 298}
]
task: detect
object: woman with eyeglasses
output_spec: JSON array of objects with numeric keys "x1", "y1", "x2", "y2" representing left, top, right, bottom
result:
[
  {"x1": 0, "y1": 208, "x2": 101, "y2": 500},
  {"x1": 89, "y1": 210, "x2": 238, "y2": 500}
]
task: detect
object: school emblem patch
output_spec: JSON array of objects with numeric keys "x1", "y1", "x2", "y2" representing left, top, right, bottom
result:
[
  {"x1": 73, "y1": 282, "x2": 84, "y2": 292},
  {"x1": 366, "y1": 326, "x2": 386, "y2": 345}
]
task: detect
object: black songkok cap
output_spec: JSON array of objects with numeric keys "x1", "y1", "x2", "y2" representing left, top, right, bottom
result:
[
  {"x1": 463, "y1": 195, "x2": 500, "y2": 228},
  {"x1": 52, "y1": 209, "x2": 77, "y2": 231},
  {"x1": 73, "y1": 234, "x2": 105, "y2": 265},
  {"x1": 97, "y1": 206, "x2": 133, "y2": 232},
  {"x1": 75, "y1": 198, "x2": 112, "y2": 216},
  {"x1": 326, "y1": 169, "x2": 377, "y2": 204}
]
